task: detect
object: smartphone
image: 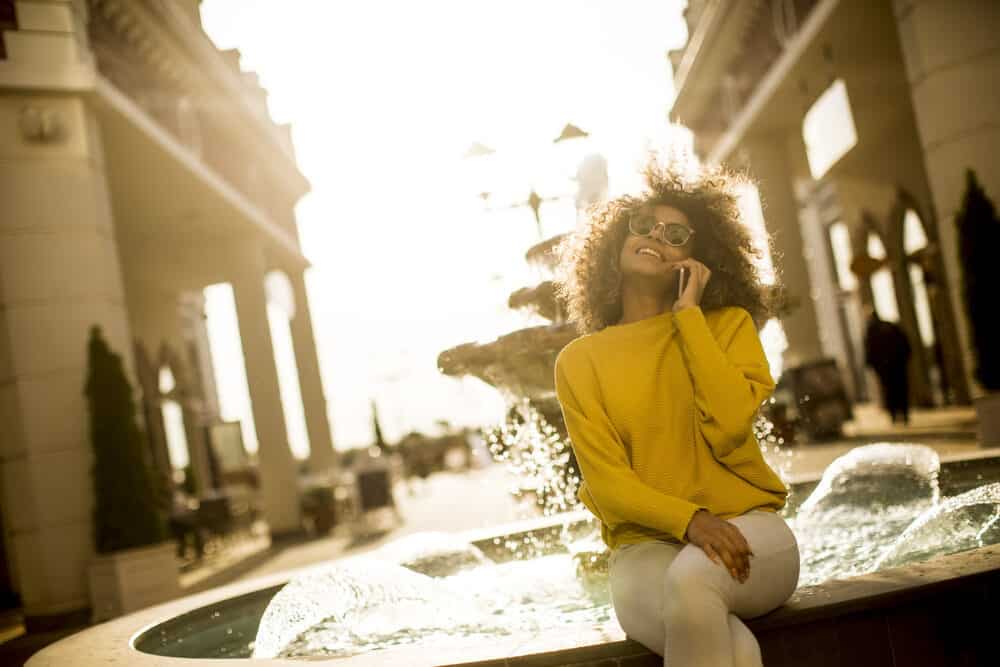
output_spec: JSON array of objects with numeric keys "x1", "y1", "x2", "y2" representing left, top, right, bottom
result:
[{"x1": 677, "y1": 267, "x2": 688, "y2": 299}]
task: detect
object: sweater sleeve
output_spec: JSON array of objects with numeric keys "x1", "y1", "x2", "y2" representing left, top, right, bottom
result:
[
  {"x1": 554, "y1": 344, "x2": 705, "y2": 542},
  {"x1": 673, "y1": 306, "x2": 776, "y2": 458}
]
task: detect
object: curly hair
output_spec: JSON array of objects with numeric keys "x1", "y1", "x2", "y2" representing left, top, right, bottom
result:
[{"x1": 553, "y1": 158, "x2": 785, "y2": 334}]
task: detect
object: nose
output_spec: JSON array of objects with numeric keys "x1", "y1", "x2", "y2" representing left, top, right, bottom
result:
[{"x1": 643, "y1": 222, "x2": 669, "y2": 243}]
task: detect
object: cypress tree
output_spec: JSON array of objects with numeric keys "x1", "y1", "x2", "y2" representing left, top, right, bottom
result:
[
  {"x1": 956, "y1": 171, "x2": 1000, "y2": 391},
  {"x1": 85, "y1": 326, "x2": 168, "y2": 553},
  {"x1": 371, "y1": 399, "x2": 388, "y2": 453}
]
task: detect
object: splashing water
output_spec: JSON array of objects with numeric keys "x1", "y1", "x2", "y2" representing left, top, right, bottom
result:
[
  {"x1": 484, "y1": 398, "x2": 582, "y2": 520},
  {"x1": 790, "y1": 443, "x2": 942, "y2": 585},
  {"x1": 874, "y1": 482, "x2": 1000, "y2": 570},
  {"x1": 800, "y1": 443, "x2": 941, "y2": 513},
  {"x1": 251, "y1": 558, "x2": 475, "y2": 659},
  {"x1": 253, "y1": 533, "x2": 610, "y2": 659},
  {"x1": 375, "y1": 531, "x2": 491, "y2": 577},
  {"x1": 754, "y1": 410, "x2": 794, "y2": 486}
]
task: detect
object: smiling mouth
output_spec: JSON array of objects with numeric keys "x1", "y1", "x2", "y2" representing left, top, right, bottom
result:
[{"x1": 636, "y1": 247, "x2": 664, "y2": 261}]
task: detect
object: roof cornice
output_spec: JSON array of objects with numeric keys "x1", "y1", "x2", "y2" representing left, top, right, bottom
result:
[
  {"x1": 89, "y1": 0, "x2": 310, "y2": 200},
  {"x1": 671, "y1": 0, "x2": 762, "y2": 128}
]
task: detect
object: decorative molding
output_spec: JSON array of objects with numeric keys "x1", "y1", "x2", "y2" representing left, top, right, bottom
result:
[
  {"x1": 18, "y1": 105, "x2": 65, "y2": 142},
  {"x1": 86, "y1": 0, "x2": 308, "y2": 200}
]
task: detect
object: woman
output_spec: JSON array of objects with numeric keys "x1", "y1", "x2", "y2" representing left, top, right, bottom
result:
[{"x1": 552, "y1": 162, "x2": 800, "y2": 666}]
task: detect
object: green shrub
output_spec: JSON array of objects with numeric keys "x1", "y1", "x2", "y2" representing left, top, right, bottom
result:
[{"x1": 85, "y1": 326, "x2": 168, "y2": 553}]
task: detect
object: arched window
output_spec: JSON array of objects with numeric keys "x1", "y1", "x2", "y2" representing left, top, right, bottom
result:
[
  {"x1": 867, "y1": 232, "x2": 899, "y2": 322},
  {"x1": 159, "y1": 366, "x2": 190, "y2": 471},
  {"x1": 904, "y1": 210, "x2": 935, "y2": 347},
  {"x1": 828, "y1": 221, "x2": 858, "y2": 291}
]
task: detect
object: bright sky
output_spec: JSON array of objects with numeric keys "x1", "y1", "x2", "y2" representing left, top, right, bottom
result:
[{"x1": 198, "y1": 1, "x2": 690, "y2": 452}]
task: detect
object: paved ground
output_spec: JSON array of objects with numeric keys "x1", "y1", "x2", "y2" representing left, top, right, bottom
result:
[{"x1": 227, "y1": 464, "x2": 529, "y2": 583}]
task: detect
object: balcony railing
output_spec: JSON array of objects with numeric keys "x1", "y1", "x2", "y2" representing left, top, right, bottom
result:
[{"x1": 684, "y1": 0, "x2": 821, "y2": 134}]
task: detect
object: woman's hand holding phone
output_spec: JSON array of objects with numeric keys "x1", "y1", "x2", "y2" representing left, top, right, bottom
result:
[{"x1": 671, "y1": 259, "x2": 711, "y2": 313}]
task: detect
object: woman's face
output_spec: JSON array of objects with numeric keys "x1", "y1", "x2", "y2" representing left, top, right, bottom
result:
[{"x1": 618, "y1": 204, "x2": 695, "y2": 284}]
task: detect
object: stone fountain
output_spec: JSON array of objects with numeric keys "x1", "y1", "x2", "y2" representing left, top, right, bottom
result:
[
  {"x1": 436, "y1": 232, "x2": 579, "y2": 439},
  {"x1": 437, "y1": 151, "x2": 609, "y2": 439}
]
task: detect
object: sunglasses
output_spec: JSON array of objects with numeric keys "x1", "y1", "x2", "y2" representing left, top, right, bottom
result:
[{"x1": 628, "y1": 215, "x2": 696, "y2": 247}]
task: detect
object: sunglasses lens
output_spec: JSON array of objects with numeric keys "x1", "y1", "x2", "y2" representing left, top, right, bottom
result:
[
  {"x1": 630, "y1": 216, "x2": 654, "y2": 235},
  {"x1": 664, "y1": 225, "x2": 692, "y2": 245},
  {"x1": 630, "y1": 216, "x2": 693, "y2": 245}
]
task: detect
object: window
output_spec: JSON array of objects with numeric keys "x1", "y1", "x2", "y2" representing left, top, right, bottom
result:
[
  {"x1": 904, "y1": 210, "x2": 935, "y2": 346},
  {"x1": 867, "y1": 232, "x2": 899, "y2": 322},
  {"x1": 828, "y1": 221, "x2": 858, "y2": 291},
  {"x1": 803, "y1": 79, "x2": 858, "y2": 180}
]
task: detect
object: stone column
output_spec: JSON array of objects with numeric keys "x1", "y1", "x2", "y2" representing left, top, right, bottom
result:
[
  {"x1": 0, "y1": 101, "x2": 130, "y2": 619},
  {"x1": 740, "y1": 134, "x2": 825, "y2": 367},
  {"x1": 894, "y1": 0, "x2": 1000, "y2": 395},
  {"x1": 288, "y1": 270, "x2": 338, "y2": 475},
  {"x1": 230, "y1": 242, "x2": 302, "y2": 536},
  {"x1": 0, "y1": 0, "x2": 126, "y2": 624}
]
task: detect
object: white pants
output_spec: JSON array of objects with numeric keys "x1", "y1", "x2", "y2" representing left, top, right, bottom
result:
[{"x1": 608, "y1": 510, "x2": 800, "y2": 667}]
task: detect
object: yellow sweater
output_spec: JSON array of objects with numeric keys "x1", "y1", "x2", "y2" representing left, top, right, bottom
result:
[{"x1": 554, "y1": 305, "x2": 787, "y2": 550}]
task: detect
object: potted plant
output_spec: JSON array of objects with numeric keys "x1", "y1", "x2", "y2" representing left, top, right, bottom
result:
[
  {"x1": 84, "y1": 326, "x2": 180, "y2": 622},
  {"x1": 955, "y1": 171, "x2": 1000, "y2": 445}
]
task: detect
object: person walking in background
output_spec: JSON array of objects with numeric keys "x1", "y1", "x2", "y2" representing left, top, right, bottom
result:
[
  {"x1": 863, "y1": 306, "x2": 913, "y2": 425},
  {"x1": 552, "y1": 160, "x2": 799, "y2": 667}
]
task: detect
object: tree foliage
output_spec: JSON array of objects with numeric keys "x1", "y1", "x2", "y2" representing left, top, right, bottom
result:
[
  {"x1": 85, "y1": 326, "x2": 168, "y2": 553},
  {"x1": 956, "y1": 170, "x2": 1000, "y2": 391}
]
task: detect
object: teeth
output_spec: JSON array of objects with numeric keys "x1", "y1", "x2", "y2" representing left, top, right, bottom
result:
[{"x1": 637, "y1": 248, "x2": 662, "y2": 260}]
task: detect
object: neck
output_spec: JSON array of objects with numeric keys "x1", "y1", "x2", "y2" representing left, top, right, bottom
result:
[{"x1": 617, "y1": 277, "x2": 677, "y2": 325}]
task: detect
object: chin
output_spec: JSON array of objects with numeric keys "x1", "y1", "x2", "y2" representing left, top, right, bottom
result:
[{"x1": 625, "y1": 265, "x2": 671, "y2": 287}]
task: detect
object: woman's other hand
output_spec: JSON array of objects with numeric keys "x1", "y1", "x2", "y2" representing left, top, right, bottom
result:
[
  {"x1": 671, "y1": 258, "x2": 711, "y2": 313},
  {"x1": 685, "y1": 509, "x2": 753, "y2": 583}
]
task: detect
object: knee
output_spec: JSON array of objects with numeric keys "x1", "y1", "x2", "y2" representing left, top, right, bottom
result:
[{"x1": 661, "y1": 564, "x2": 715, "y2": 622}]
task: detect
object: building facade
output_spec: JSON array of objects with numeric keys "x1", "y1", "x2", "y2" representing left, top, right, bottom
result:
[
  {"x1": 0, "y1": 0, "x2": 336, "y2": 625},
  {"x1": 670, "y1": 0, "x2": 999, "y2": 407}
]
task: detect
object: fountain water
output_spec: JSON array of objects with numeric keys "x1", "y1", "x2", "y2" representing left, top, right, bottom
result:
[
  {"x1": 874, "y1": 482, "x2": 1000, "y2": 570},
  {"x1": 790, "y1": 443, "x2": 943, "y2": 586},
  {"x1": 249, "y1": 533, "x2": 611, "y2": 660},
  {"x1": 799, "y1": 442, "x2": 941, "y2": 513}
]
